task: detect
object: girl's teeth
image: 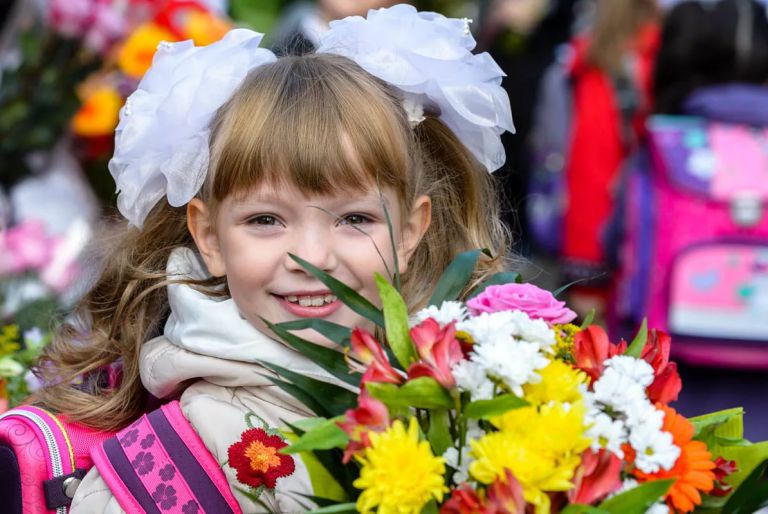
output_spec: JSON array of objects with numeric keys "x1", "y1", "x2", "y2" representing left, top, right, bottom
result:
[{"x1": 285, "y1": 294, "x2": 338, "y2": 307}]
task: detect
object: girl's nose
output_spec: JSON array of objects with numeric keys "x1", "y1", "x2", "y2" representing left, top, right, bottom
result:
[{"x1": 284, "y1": 231, "x2": 338, "y2": 273}]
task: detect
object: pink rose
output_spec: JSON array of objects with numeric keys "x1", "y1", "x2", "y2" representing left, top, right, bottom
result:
[{"x1": 467, "y1": 283, "x2": 577, "y2": 325}]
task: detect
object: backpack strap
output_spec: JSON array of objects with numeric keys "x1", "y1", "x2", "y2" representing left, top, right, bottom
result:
[{"x1": 91, "y1": 401, "x2": 242, "y2": 514}]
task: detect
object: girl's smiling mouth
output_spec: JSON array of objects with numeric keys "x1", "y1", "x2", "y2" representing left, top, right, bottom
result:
[{"x1": 273, "y1": 291, "x2": 342, "y2": 318}]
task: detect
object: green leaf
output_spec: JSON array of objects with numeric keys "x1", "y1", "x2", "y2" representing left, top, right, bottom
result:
[
  {"x1": 559, "y1": 506, "x2": 609, "y2": 514},
  {"x1": 427, "y1": 410, "x2": 452, "y2": 456},
  {"x1": 289, "y1": 253, "x2": 385, "y2": 327},
  {"x1": 624, "y1": 318, "x2": 648, "y2": 358},
  {"x1": 691, "y1": 408, "x2": 743, "y2": 441},
  {"x1": 716, "y1": 441, "x2": 768, "y2": 491},
  {"x1": 284, "y1": 417, "x2": 349, "y2": 454},
  {"x1": 309, "y1": 503, "x2": 358, "y2": 514},
  {"x1": 375, "y1": 273, "x2": 417, "y2": 369},
  {"x1": 274, "y1": 319, "x2": 352, "y2": 348},
  {"x1": 467, "y1": 271, "x2": 522, "y2": 299},
  {"x1": 464, "y1": 394, "x2": 529, "y2": 419},
  {"x1": 366, "y1": 378, "x2": 453, "y2": 410},
  {"x1": 598, "y1": 479, "x2": 674, "y2": 514},
  {"x1": 263, "y1": 375, "x2": 330, "y2": 418},
  {"x1": 260, "y1": 361, "x2": 358, "y2": 415},
  {"x1": 420, "y1": 500, "x2": 439, "y2": 514},
  {"x1": 380, "y1": 190, "x2": 401, "y2": 292},
  {"x1": 723, "y1": 458, "x2": 768, "y2": 514},
  {"x1": 263, "y1": 318, "x2": 358, "y2": 387},
  {"x1": 428, "y1": 249, "x2": 489, "y2": 306},
  {"x1": 553, "y1": 277, "x2": 592, "y2": 298},
  {"x1": 580, "y1": 308, "x2": 596, "y2": 329}
]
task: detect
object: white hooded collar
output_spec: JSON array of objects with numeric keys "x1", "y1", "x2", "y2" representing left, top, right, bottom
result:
[{"x1": 140, "y1": 247, "x2": 350, "y2": 399}]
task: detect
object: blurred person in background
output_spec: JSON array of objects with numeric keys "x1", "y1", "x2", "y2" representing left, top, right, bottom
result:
[
  {"x1": 560, "y1": 0, "x2": 660, "y2": 321},
  {"x1": 270, "y1": 0, "x2": 402, "y2": 55},
  {"x1": 627, "y1": 0, "x2": 768, "y2": 439}
]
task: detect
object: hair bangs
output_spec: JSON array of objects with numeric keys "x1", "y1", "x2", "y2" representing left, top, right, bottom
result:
[{"x1": 207, "y1": 53, "x2": 411, "y2": 203}]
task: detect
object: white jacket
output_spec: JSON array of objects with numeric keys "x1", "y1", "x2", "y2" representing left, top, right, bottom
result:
[{"x1": 71, "y1": 249, "x2": 350, "y2": 513}]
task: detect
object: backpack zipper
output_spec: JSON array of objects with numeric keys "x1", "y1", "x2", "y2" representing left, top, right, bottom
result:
[{"x1": 0, "y1": 409, "x2": 68, "y2": 514}]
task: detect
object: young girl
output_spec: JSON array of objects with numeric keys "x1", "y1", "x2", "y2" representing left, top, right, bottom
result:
[{"x1": 29, "y1": 5, "x2": 513, "y2": 513}]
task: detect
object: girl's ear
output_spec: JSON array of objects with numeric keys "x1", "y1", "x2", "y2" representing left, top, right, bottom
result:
[
  {"x1": 187, "y1": 199, "x2": 227, "y2": 277},
  {"x1": 397, "y1": 195, "x2": 432, "y2": 274}
]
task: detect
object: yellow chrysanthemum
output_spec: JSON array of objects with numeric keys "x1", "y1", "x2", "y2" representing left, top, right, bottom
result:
[
  {"x1": 523, "y1": 359, "x2": 587, "y2": 406},
  {"x1": 181, "y1": 10, "x2": 231, "y2": 46},
  {"x1": 72, "y1": 87, "x2": 122, "y2": 137},
  {"x1": 471, "y1": 402, "x2": 591, "y2": 514},
  {"x1": 354, "y1": 418, "x2": 447, "y2": 514},
  {"x1": 118, "y1": 23, "x2": 176, "y2": 79}
]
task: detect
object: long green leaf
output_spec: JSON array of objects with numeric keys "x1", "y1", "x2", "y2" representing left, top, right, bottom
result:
[
  {"x1": 366, "y1": 378, "x2": 453, "y2": 410},
  {"x1": 289, "y1": 253, "x2": 385, "y2": 327},
  {"x1": 263, "y1": 375, "x2": 330, "y2": 417},
  {"x1": 598, "y1": 479, "x2": 674, "y2": 514},
  {"x1": 467, "y1": 271, "x2": 522, "y2": 299},
  {"x1": 723, "y1": 458, "x2": 768, "y2": 514},
  {"x1": 464, "y1": 394, "x2": 529, "y2": 419},
  {"x1": 263, "y1": 318, "x2": 359, "y2": 387},
  {"x1": 375, "y1": 273, "x2": 417, "y2": 369},
  {"x1": 309, "y1": 503, "x2": 358, "y2": 514},
  {"x1": 274, "y1": 319, "x2": 352, "y2": 348},
  {"x1": 624, "y1": 318, "x2": 648, "y2": 358},
  {"x1": 559, "y1": 506, "x2": 609, "y2": 514},
  {"x1": 428, "y1": 249, "x2": 488, "y2": 306},
  {"x1": 690, "y1": 408, "x2": 743, "y2": 440},
  {"x1": 260, "y1": 361, "x2": 358, "y2": 415},
  {"x1": 284, "y1": 417, "x2": 349, "y2": 454},
  {"x1": 580, "y1": 308, "x2": 596, "y2": 329}
]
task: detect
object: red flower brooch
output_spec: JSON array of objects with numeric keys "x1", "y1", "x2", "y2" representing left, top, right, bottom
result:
[{"x1": 228, "y1": 428, "x2": 295, "y2": 489}]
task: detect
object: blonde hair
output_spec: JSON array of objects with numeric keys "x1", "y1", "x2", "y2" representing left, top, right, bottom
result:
[
  {"x1": 586, "y1": 0, "x2": 659, "y2": 73},
  {"x1": 35, "y1": 53, "x2": 509, "y2": 430}
]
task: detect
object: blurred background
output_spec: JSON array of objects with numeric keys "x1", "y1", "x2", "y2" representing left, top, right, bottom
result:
[{"x1": 1, "y1": 0, "x2": 767, "y2": 440}]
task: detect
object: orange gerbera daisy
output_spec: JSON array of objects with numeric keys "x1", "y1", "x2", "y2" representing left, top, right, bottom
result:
[{"x1": 633, "y1": 405, "x2": 717, "y2": 513}]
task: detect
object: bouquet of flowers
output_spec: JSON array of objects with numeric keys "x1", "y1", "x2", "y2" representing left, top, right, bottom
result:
[{"x1": 253, "y1": 250, "x2": 768, "y2": 514}]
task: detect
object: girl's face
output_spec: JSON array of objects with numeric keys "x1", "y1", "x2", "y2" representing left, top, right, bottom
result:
[{"x1": 188, "y1": 182, "x2": 430, "y2": 346}]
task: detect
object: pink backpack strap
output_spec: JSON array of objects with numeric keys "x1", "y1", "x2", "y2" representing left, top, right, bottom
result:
[{"x1": 91, "y1": 401, "x2": 242, "y2": 514}]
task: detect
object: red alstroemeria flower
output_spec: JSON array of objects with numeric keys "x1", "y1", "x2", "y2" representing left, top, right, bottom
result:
[
  {"x1": 710, "y1": 456, "x2": 738, "y2": 497},
  {"x1": 641, "y1": 330, "x2": 682, "y2": 404},
  {"x1": 228, "y1": 428, "x2": 295, "y2": 489},
  {"x1": 337, "y1": 390, "x2": 390, "y2": 463},
  {"x1": 573, "y1": 325, "x2": 627, "y2": 384},
  {"x1": 568, "y1": 449, "x2": 623, "y2": 505},
  {"x1": 440, "y1": 470, "x2": 525, "y2": 514},
  {"x1": 407, "y1": 318, "x2": 463, "y2": 389},
  {"x1": 351, "y1": 328, "x2": 403, "y2": 385}
]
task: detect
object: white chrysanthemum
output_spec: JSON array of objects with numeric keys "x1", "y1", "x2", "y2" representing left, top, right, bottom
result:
[
  {"x1": 629, "y1": 424, "x2": 681, "y2": 473},
  {"x1": 592, "y1": 367, "x2": 648, "y2": 412},
  {"x1": 623, "y1": 399, "x2": 665, "y2": 432},
  {"x1": 509, "y1": 310, "x2": 556, "y2": 351},
  {"x1": 457, "y1": 311, "x2": 518, "y2": 346},
  {"x1": 411, "y1": 301, "x2": 468, "y2": 327},
  {"x1": 604, "y1": 355, "x2": 655, "y2": 388},
  {"x1": 452, "y1": 359, "x2": 494, "y2": 400},
  {"x1": 471, "y1": 339, "x2": 548, "y2": 396},
  {"x1": 443, "y1": 447, "x2": 470, "y2": 484},
  {"x1": 586, "y1": 412, "x2": 627, "y2": 458}
]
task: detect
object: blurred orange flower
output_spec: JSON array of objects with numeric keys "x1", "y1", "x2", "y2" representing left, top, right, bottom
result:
[
  {"x1": 181, "y1": 10, "x2": 230, "y2": 46},
  {"x1": 632, "y1": 405, "x2": 717, "y2": 513},
  {"x1": 118, "y1": 22, "x2": 176, "y2": 79},
  {"x1": 72, "y1": 86, "x2": 123, "y2": 137}
]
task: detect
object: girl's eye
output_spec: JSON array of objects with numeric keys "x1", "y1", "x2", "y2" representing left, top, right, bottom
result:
[
  {"x1": 340, "y1": 214, "x2": 372, "y2": 226},
  {"x1": 247, "y1": 215, "x2": 280, "y2": 226}
]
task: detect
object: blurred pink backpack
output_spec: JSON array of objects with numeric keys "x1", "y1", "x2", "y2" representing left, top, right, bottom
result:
[{"x1": 616, "y1": 115, "x2": 768, "y2": 368}]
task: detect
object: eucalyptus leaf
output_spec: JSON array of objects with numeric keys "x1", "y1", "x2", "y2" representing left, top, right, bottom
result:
[
  {"x1": 376, "y1": 273, "x2": 417, "y2": 369},
  {"x1": 366, "y1": 378, "x2": 453, "y2": 410},
  {"x1": 467, "y1": 271, "x2": 522, "y2": 299},
  {"x1": 289, "y1": 254, "x2": 384, "y2": 327},
  {"x1": 464, "y1": 394, "x2": 529, "y2": 419},
  {"x1": 428, "y1": 249, "x2": 489, "y2": 306}
]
